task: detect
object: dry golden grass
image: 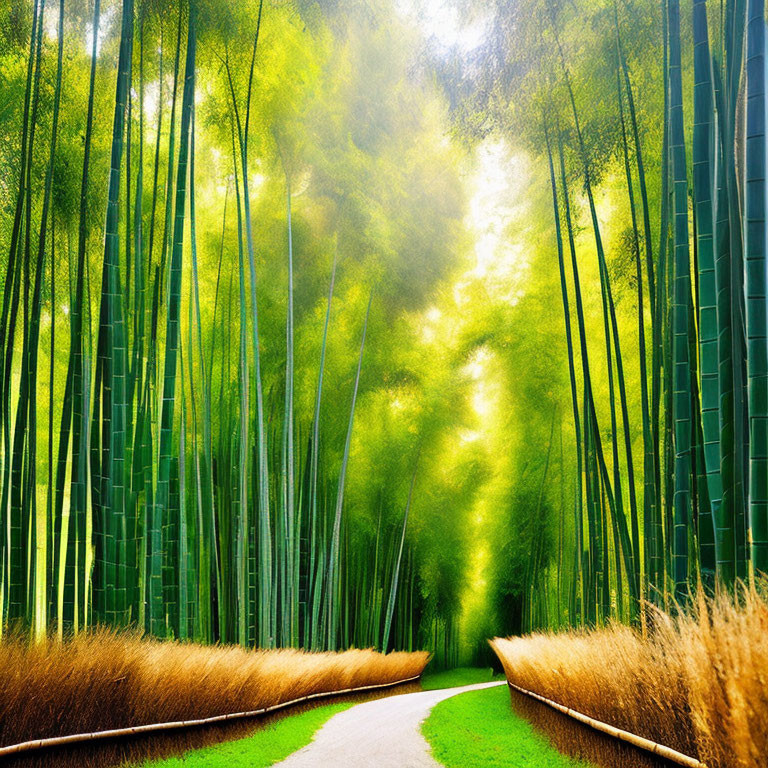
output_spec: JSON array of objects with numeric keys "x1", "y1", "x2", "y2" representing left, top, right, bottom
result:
[
  {"x1": 491, "y1": 589, "x2": 768, "y2": 768},
  {"x1": 0, "y1": 630, "x2": 428, "y2": 768}
]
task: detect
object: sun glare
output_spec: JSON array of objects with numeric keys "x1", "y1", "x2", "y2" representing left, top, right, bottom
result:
[
  {"x1": 45, "y1": 15, "x2": 58, "y2": 41},
  {"x1": 396, "y1": 0, "x2": 488, "y2": 54},
  {"x1": 464, "y1": 346, "x2": 490, "y2": 380},
  {"x1": 426, "y1": 306, "x2": 442, "y2": 323},
  {"x1": 85, "y1": 5, "x2": 115, "y2": 57}
]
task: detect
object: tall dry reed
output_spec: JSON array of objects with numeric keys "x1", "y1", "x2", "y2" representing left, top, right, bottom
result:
[
  {"x1": 491, "y1": 588, "x2": 768, "y2": 768},
  {"x1": 0, "y1": 630, "x2": 428, "y2": 767}
]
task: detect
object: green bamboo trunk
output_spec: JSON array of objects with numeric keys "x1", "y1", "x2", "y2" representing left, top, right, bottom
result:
[
  {"x1": 720, "y1": 0, "x2": 749, "y2": 580},
  {"x1": 691, "y1": 0, "x2": 723, "y2": 587},
  {"x1": 668, "y1": 0, "x2": 694, "y2": 602},
  {"x1": 713, "y1": 62, "x2": 739, "y2": 585},
  {"x1": 555, "y1": 30, "x2": 640, "y2": 614},
  {"x1": 7, "y1": 0, "x2": 47, "y2": 625},
  {"x1": 615, "y1": 39, "x2": 653, "y2": 605},
  {"x1": 382, "y1": 449, "x2": 419, "y2": 650},
  {"x1": 745, "y1": 0, "x2": 768, "y2": 574},
  {"x1": 0, "y1": 0, "x2": 41, "y2": 629},
  {"x1": 309, "y1": 256, "x2": 336, "y2": 649},
  {"x1": 92, "y1": 0, "x2": 133, "y2": 626},
  {"x1": 325, "y1": 292, "x2": 372, "y2": 650},
  {"x1": 154, "y1": 0, "x2": 196, "y2": 637},
  {"x1": 544, "y1": 119, "x2": 583, "y2": 626}
]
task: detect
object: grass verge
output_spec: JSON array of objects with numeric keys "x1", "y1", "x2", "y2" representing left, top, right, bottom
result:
[
  {"x1": 140, "y1": 701, "x2": 354, "y2": 768},
  {"x1": 421, "y1": 666, "x2": 504, "y2": 690},
  {"x1": 422, "y1": 684, "x2": 591, "y2": 768}
]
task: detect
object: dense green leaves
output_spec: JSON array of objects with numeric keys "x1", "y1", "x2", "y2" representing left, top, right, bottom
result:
[
  {"x1": 0, "y1": 0, "x2": 475, "y2": 658},
  {"x1": 439, "y1": 0, "x2": 768, "y2": 631},
  {"x1": 3, "y1": 0, "x2": 768, "y2": 662}
]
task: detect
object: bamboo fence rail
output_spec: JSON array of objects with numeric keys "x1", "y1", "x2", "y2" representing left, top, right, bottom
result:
[
  {"x1": 0, "y1": 673, "x2": 423, "y2": 757},
  {"x1": 507, "y1": 681, "x2": 707, "y2": 768}
]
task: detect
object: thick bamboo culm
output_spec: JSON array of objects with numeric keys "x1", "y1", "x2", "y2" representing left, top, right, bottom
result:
[
  {"x1": 0, "y1": 674, "x2": 422, "y2": 758},
  {"x1": 506, "y1": 681, "x2": 707, "y2": 768}
]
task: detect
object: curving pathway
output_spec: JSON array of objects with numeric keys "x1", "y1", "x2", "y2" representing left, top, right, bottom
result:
[{"x1": 273, "y1": 680, "x2": 505, "y2": 767}]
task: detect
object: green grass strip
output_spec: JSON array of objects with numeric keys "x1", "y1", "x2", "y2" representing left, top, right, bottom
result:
[
  {"x1": 421, "y1": 666, "x2": 504, "y2": 690},
  {"x1": 142, "y1": 700, "x2": 354, "y2": 768},
  {"x1": 422, "y1": 684, "x2": 591, "y2": 768}
]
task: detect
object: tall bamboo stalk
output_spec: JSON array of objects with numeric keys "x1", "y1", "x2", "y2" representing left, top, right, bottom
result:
[
  {"x1": 326, "y1": 291, "x2": 373, "y2": 650},
  {"x1": 745, "y1": 0, "x2": 768, "y2": 574},
  {"x1": 668, "y1": 0, "x2": 694, "y2": 602}
]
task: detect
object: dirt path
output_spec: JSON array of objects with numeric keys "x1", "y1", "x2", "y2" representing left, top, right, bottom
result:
[{"x1": 273, "y1": 680, "x2": 505, "y2": 767}]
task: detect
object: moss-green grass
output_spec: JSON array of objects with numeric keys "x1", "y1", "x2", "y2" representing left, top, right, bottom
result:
[
  {"x1": 422, "y1": 684, "x2": 592, "y2": 768},
  {"x1": 421, "y1": 666, "x2": 505, "y2": 690},
  {"x1": 141, "y1": 701, "x2": 354, "y2": 768}
]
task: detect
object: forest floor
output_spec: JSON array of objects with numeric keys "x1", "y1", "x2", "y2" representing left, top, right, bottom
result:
[
  {"x1": 271, "y1": 680, "x2": 504, "y2": 767},
  {"x1": 143, "y1": 668, "x2": 585, "y2": 767}
]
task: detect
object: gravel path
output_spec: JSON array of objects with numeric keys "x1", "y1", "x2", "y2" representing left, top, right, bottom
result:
[{"x1": 273, "y1": 680, "x2": 505, "y2": 767}]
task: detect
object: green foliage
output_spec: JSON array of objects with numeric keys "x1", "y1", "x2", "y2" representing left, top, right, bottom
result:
[
  {"x1": 0, "y1": 0, "x2": 484, "y2": 658},
  {"x1": 432, "y1": 0, "x2": 768, "y2": 632},
  {"x1": 3, "y1": 0, "x2": 768, "y2": 666}
]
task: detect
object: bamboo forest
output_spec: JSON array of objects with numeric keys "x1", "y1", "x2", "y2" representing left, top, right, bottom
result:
[{"x1": 1, "y1": 1, "x2": 768, "y2": 767}]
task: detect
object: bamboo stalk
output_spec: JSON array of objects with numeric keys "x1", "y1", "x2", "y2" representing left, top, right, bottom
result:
[
  {"x1": 553, "y1": 21, "x2": 640, "y2": 616},
  {"x1": 325, "y1": 290, "x2": 373, "y2": 650},
  {"x1": 543, "y1": 116, "x2": 583, "y2": 626},
  {"x1": 668, "y1": 0, "x2": 694, "y2": 602},
  {"x1": 382, "y1": 447, "x2": 420, "y2": 650},
  {"x1": 745, "y1": 0, "x2": 768, "y2": 574}
]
